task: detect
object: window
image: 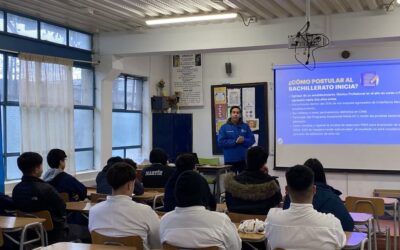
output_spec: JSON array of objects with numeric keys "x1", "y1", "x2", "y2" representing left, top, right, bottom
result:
[
  {"x1": 0, "y1": 11, "x2": 4, "y2": 31},
  {"x1": 1, "y1": 55, "x2": 95, "y2": 180},
  {"x1": 69, "y1": 30, "x2": 91, "y2": 51},
  {"x1": 40, "y1": 22, "x2": 67, "y2": 45},
  {"x1": 112, "y1": 75, "x2": 143, "y2": 163},
  {"x1": 7, "y1": 13, "x2": 38, "y2": 39},
  {"x1": 73, "y1": 67, "x2": 95, "y2": 172}
]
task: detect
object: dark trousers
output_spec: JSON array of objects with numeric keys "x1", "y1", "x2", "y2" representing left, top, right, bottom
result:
[{"x1": 226, "y1": 160, "x2": 246, "y2": 174}]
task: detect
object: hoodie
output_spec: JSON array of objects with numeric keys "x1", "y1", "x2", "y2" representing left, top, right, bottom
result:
[{"x1": 44, "y1": 168, "x2": 87, "y2": 201}]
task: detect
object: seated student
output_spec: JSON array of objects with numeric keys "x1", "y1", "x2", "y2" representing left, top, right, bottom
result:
[
  {"x1": 43, "y1": 148, "x2": 87, "y2": 201},
  {"x1": 283, "y1": 158, "x2": 354, "y2": 231},
  {"x1": 265, "y1": 165, "x2": 346, "y2": 250},
  {"x1": 89, "y1": 162, "x2": 161, "y2": 250},
  {"x1": 224, "y1": 146, "x2": 282, "y2": 214},
  {"x1": 96, "y1": 156, "x2": 123, "y2": 194},
  {"x1": 164, "y1": 153, "x2": 216, "y2": 212},
  {"x1": 141, "y1": 148, "x2": 175, "y2": 188},
  {"x1": 123, "y1": 158, "x2": 144, "y2": 195},
  {"x1": 12, "y1": 152, "x2": 68, "y2": 243},
  {"x1": 160, "y1": 171, "x2": 241, "y2": 250}
]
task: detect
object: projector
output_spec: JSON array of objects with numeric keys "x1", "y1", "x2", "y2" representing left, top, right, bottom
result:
[{"x1": 288, "y1": 33, "x2": 329, "y2": 49}]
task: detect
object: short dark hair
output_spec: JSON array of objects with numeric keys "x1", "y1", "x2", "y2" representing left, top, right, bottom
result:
[
  {"x1": 175, "y1": 153, "x2": 196, "y2": 171},
  {"x1": 123, "y1": 158, "x2": 137, "y2": 170},
  {"x1": 286, "y1": 165, "x2": 314, "y2": 192},
  {"x1": 106, "y1": 162, "x2": 136, "y2": 190},
  {"x1": 17, "y1": 152, "x2": 43, "y2": 175},
  {"x1": 107, "y1": 156, "x2": 123, "y2": 166},
  {"x1": 47, "y1": 149, "x2": 67, "y2": 169},
  {"x1": 246, "y1": 146, "x2": 267, "y2": 171},
  {"x1": 149, "y1": 148, "x2": 168, "y2": 165},
  {"x1": 175, "y1": 170, "x2": 207, "y2": 207},
  {"x1": 229, "y1": 106, "x2": 241, "y2": 114},
  {"x1": 304, "y1": 158, "x2": 326, "y2": 184}
]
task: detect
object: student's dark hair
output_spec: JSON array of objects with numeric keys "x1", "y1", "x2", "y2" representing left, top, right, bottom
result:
[
  {"x1": 106, "y1": 162, "x2": 136, "y2": 190},
  {"x1": 107, "y1": 156, "x2": 123, "y2": 166},
  {"x1": 123, "y1": 158, "x2": 137, "y2": 170},
  {"x1": 286, "y1": 165, "x2": 314, "y2": 192},
  {"x1": 246, "y1": 146, "x2": 267, "y2": 171},
  {"x1": 149, "y1": 148, "x2": 168, "y2": 165},
  {"x1": 47, "y1": 148, "x2": 67, "y2": 169},
  {"x1": 229, "y1": 106, "x2": 241, "y2": 114},
  {"x1": 175, "y1": 153, "x2": 196, "y2": 172},
  {"x1": 17, "y1": 152, "x2": 43, "y2": 175},
  {"x1": 304, "y1": 158, "x2": 326, "y2": 184},
  {"x1": 175, "y1": 170, "x2": 207, "y2": 207}
]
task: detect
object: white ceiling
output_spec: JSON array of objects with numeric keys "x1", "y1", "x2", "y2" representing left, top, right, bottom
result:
[{"x1": 0, "y1": 0, "x2": 394, "y2": 33}]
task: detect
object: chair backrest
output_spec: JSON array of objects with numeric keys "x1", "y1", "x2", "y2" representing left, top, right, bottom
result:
[
  {"x1": 90, "y1": 193, "x2": 108, "y2": 203},
  {"x1": 163, "y1": 242, "x2": 218, "y2": 250},
  {"x1": 227, "y1": 212, "x2": 266, "y2": 223},
  {"x1": 16, "y1": 210, "x2": 54, "y2": 231},
  {"x1": 0, "y1": 229, "x2": 3, "y2": 247},
  {"x1": 274, "y1": 248, "x2": 286, "y2": 250},
  {"x1": 59, "y1": 192, "x2": 69, "y2": 202},
  {"x1": 156, "y1": 210, "x2": 166, "y2": 217},
  {"x1": 345, "y1": 196, "x2": 385, "y2": 216},
  {"x1": 91, "y1": 231, "x2": 143, "y2": 250},
  {"x1": 198, "y1": 158, "x2": 220, "y2": 166}
]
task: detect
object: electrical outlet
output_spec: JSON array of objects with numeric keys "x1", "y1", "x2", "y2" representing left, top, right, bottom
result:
[{"x1": 247, "y1": 16, "x2": 257, "y2": 23}]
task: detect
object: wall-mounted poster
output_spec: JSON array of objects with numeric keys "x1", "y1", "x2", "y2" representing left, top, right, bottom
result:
[{"x1": 171, "y1": 54, "x2": 203, "y2": 106}]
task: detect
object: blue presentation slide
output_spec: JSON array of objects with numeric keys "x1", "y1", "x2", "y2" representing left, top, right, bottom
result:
[{"x1": 275, "y1": 60, "x2": 400, "y2": 144}]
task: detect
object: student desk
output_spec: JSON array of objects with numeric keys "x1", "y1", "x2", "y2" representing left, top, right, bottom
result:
[
  {"x1": 0, "y1": 216, "x2": 46, "y2": 249},
  {"x1": 343, "y1": 231, "x2": 368, "y2": 250},
  {"x1": 35, "y1": 242, "x2": 136, "y2": 250},
  {"x1": 66, "y1": 201, "x2": 95, "y2": 213},
  {"x1": 196, "y1": 165, "x2": 231, "y2": 200},
  {"x1": 86, "y1": 187, "x2": 97, "y2": 199},
  {"x1": 132, "y1": 191, "x2": 164, "y2": 210}
]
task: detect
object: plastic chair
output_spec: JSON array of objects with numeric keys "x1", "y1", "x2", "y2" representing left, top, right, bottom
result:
[
  {"x1": 0, "y1": 229, "x2": 3, "y2": 247},
  {"x1": 345, "y1": 196, "x2": 390, "y2": 250},
  {"x1": 91, "y1": 230, "x2": 143, "y2": 250},
  {"x1": 163, "y1": 242, "x2": 218, "y2": 250},
  {"x1": 227, "y1": 212, "x2": 266, "y2": 223}
]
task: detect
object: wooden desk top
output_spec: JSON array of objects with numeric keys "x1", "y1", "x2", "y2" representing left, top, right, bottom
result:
[
  {"x1": 36, "y1": 242, "x2": 136, "y2": 250},
  {"x1": 235, "y1": 223, "x2": 265, "y2": 242},
  {"x1": 132, "y1": 191, "x2": 163, "y2": 201},
  {"x1": 0, "y1": 216, "x2": 45, "y2": 229},
  {"x1": 344, "y1": 231, "x2": 367, "y2": 248},
  {"x1": 66, "y1": 202, "x2": 95, "y2": 212},
  {"x1": 350, "y1": 212, "x2": 373, "y2": 223},
  {"x1": 87, "y1": 187, "x2": 97, "y2": 196}
]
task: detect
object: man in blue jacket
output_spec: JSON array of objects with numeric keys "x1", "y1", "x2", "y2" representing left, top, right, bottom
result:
[{"x1": 218, "y1": 106, "x2": 255, "y2": 173}]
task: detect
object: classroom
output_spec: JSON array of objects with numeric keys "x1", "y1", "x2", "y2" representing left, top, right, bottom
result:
[{"x1": 0, "y1": 0, "x2": 399, "y2": 249}]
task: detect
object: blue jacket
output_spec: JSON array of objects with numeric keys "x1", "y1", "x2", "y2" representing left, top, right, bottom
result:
[
  {"x1": 217, "y1": 119, "x2": 255, "y2": 163},
  {"x1": 96, "y1": 166, "x2": 144, "y2": 196},
  {"x1": 283, "y1": 182, "x2": 354, "y2": 231}
]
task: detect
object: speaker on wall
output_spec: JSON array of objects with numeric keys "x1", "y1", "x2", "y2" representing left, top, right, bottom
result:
[{"x1": 225, "y1": 62, "x2": 232, "y2": 75}]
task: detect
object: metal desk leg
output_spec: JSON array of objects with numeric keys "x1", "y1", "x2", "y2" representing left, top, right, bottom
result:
[{"x1": 394, "y1": 200, "x2": 397, "y2": 250}]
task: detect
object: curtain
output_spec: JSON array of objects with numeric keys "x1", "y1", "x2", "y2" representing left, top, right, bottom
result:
[{"x1": 18, "y1": 53, "x2": 76, "y2": 175}]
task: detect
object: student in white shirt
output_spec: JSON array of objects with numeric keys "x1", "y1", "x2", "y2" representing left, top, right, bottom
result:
[
  {"x1": 265, "y1": 165, "x2": 346, "y2": 250},
  {"x1": 89, "y1": 162, "x2": 161, "y2": 250},
  {"x1": 160, "y1": 170, "x2": 241, "y2": 250}
]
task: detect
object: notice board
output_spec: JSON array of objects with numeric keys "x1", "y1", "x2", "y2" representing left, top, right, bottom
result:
[{"x1": 211, "y1": 83, "x2": 268, "y2": 155}]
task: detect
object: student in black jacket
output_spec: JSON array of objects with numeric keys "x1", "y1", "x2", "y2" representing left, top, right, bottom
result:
[
  {"x1": 224, "y1": 146, "x2": 282, "y2": 215},
  {"x1": 43, "y1": 149, "x2": 87, "y2": 201},
  {"x1": 12, "y1": 152, "x2": 68, "y2": 243},
  {"x1": 164, "y1": 153, "x2": 216, "y2": 212},
  {"x1": 96, "y1": 156, "x2": 144, "y2": 195},
  {"x1": 142, "y1": 148, "x2": 175, "y2": 188}
]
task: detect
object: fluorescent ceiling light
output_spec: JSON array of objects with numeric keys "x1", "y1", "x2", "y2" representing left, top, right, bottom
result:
[
  {"x1": 398, "y1": 0, "x2": 400, "y2": 4},
  {"x1": 146, "y1": 13, "x2": 238, "y2": 26}
]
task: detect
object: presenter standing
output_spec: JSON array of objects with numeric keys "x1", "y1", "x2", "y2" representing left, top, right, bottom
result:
[{"x1": 218, "y1": 106, "x2": 255, "y2": 173}]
